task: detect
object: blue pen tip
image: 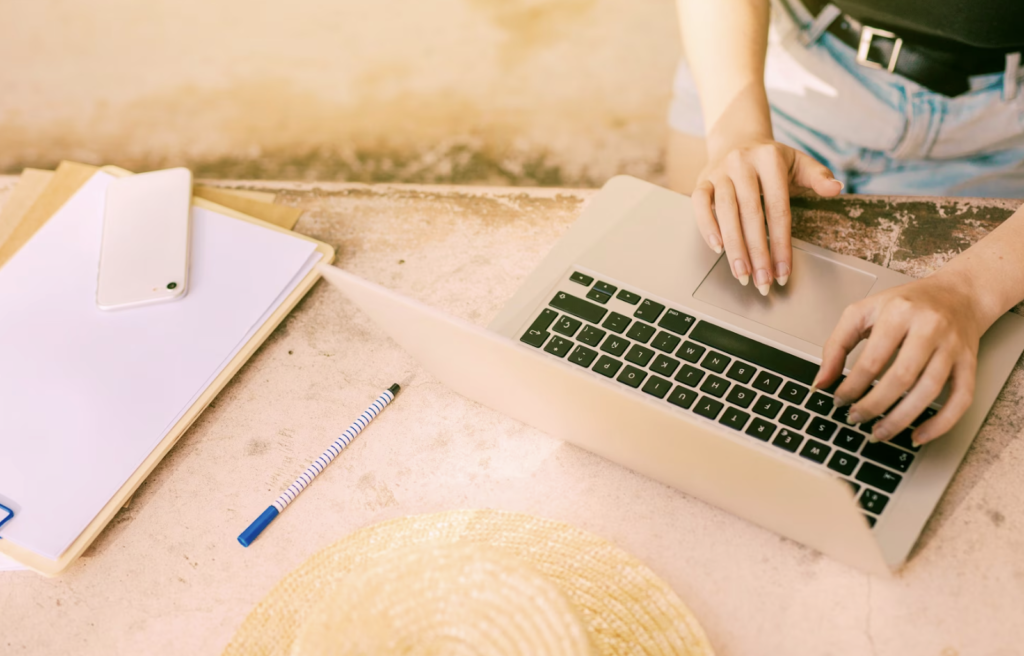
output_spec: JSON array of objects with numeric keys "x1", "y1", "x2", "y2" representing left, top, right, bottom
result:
[{"x1": 238, "y1": 506, "x2": 279, "y2": 547}]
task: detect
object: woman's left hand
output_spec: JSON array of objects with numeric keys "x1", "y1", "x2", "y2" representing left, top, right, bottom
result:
[{"x1": 813, "y1": 273, "x2": 984, "y2": 447}]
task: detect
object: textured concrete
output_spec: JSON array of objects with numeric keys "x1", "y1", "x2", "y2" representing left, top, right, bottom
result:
[
  {"x1": 0, "y1": 0, "x2": 679, "y2": 186},
  {"x1": 1, "y1": 177, "x2": 1024, "y2": 656}
]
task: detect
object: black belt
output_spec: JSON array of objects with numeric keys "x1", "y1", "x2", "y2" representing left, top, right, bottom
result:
[{"x1": 800, "y1": 0, "x2": 1017, "y2": 97}]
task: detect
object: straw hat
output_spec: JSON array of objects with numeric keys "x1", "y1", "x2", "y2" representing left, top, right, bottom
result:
[{"x1": 224, "y1": 510, "x2": 715, "y2": 656}]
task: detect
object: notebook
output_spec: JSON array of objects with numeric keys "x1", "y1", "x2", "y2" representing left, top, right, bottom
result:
[{"x1": 0, "y1": 169, "x2": 332, "y2": 573}]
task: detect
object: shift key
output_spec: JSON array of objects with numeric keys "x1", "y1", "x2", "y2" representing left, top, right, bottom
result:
[{"x1": 550, "y1": 292, "x2": 608, "y2": 324}]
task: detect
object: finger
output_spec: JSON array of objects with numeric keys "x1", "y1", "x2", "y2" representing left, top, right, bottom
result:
[
  {"x1": 757, "y1": 149, "x2": 793, "y2": 286},
  {"x1": 913, "y1": 355, "x2": 977, "y2": 446},
  {"x1": 849, "y1": 327, "x2": 939, "y2": 426},
  {"x1": 868, "y1": 349, "x2": 952, "y2": 443},
  {"x1": 711, "y1": 175, "x2": 751, "y2": 286},
  {"x1": 836, "y1": 307, "x2": 910, "y2": 412},
  {"x1": 729, "y1": 160, "x2": 773, "y2": 295},
  {"x1": 691, "y1": 179, "x2": 723, "y2": 255},
  {"x1": 791, "y1": 152, "x2": 844, "y2": 197},
  {"x1": 813, "y1": 301, "x2": 875, "y2": 392}
]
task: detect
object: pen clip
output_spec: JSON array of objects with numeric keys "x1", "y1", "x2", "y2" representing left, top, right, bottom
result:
[{"x1": 0, "y1": 503, "x2": 14, "y2": 532}]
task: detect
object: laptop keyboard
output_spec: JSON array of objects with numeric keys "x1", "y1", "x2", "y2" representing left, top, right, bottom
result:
[{"x1": 520, "y1": 271, "x2": 933, "y2": 528}]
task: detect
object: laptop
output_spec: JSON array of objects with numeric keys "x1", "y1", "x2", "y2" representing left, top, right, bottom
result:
[{"x1": 318, "y1": 175, "x2": 1024, "y2": 575}]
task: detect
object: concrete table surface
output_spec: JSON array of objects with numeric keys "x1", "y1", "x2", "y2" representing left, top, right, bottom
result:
[{"x1": 1, "y1": 177, "x2": 1023, "y2": 656}]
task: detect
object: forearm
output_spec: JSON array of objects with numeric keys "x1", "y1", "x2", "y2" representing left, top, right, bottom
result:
[
  {"x1": 675, "y1": 0, "x2": 773, "y2": 158},
  {"x1": 935, "y1": 202, "x2": 1024, "y2": 332}
]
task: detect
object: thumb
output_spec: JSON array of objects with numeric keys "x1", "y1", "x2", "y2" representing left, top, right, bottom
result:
[{"x1": 791, "y1": 152, "x2": 843, "y2": 197}]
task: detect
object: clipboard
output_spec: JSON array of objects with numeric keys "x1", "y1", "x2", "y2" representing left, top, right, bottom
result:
[{"x1": 0, "y1": 163, "x2": 335, "y2": 576}]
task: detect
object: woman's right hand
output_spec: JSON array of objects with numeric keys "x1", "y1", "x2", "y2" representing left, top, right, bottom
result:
[{"x1": 691, "y1": 139, "x2": 844, "y2": 295}]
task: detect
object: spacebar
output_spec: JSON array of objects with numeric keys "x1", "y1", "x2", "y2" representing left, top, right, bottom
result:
[{"x1": 689, "y1": 321, "x2": 819, "y2": 385}]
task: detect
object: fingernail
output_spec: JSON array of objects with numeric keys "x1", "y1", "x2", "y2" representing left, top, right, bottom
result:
[
  {"x1": 775, "y1": 262, "x2": 790, "y2": 287},
  {"x1": 733, "y1": 259, "x2": 750, "y2": 286},
  {"x1": 755, "y1": 268, "x2": 771, "y2": 296},
  {"x1": 871, "y1": 426, "x2": 889, "y2": 443},
  {"x1": 847, "y1": 409, "x2": 863, "y2": 424},
  {"x1": 835, "y1": 179, "x2": 845, "y2": 191},
  {"x1": 912, "y1": 433, "x2": 928, "y2": 447},
  {"x1": 834, "y1": 396, "x2": 850, "y2": 408},
  {"x1": 709, "y1": 234, "x2": 723, "y2": 254}
]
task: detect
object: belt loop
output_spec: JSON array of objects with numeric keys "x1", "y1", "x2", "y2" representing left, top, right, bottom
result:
[
  {"x1": 798, "y1": 3, "x2": 842, "y2": 47},
  {"x1": 1004, "y1": 52, "x2": 1021, "y2": 101}
]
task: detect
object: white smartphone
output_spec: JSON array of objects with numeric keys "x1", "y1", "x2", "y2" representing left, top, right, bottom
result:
[{"x1": 96, "y1": 168, "x2": 192, "y2": 310}]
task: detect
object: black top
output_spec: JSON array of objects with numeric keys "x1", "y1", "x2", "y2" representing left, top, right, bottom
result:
[{"x1": 835, "y1": 1, "x2": 1024, "y2": 49}]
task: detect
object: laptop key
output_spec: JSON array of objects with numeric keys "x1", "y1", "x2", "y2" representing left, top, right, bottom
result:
[
  {"x1": 552, "y1": 315, "x2": 582, "y2": 337},
  {"x1": 806, "y1": 417, "x2": 838, "y2": 441},
  {"x1": 890, "y1": 429, "x2": 921, "y2": 452},
  {"x1": 520, "y1": 328, "x2": 550, "y2": 348},
  {"x1": 616, "y1": 289, "x2": 641, "y2": 304},
  {"x1": 625, "y1": 344, "x2": 655, "y2": 367},
  {"x1": 577, "y1": 325, "x2": 606, "y2": 347},
  {"x1": 603, "y1": 312, "x2": 631, "y2": 334},
  {"x1": 859, "y1": 489, "x2": 889, "y2": 515},
  {"x1": 725, "y1": 385, "x2": 755, "y2": 409},
  {"x1": 600, "y1": 335, "x2": 629, "y2": 357},
  {"x1": 701, "y1": 351, "x2": 731, "y2": 374},
  {"x1": 529, "y1": 308, "x2": 558, "y2": 332},
  {"x1": 855, "y1": 462, "x2": 902, "y2": 493},
  {"x1": 677, "y1": 341, "x2": 706, "y2": 363},
  {"x1": 634, "y1": 299, "x2": 666, "y2": 323},
  {"x1": 725, "y1": 361, "x2": 755, "y2": 384},
  {"x1": 567, "y1": 345, "x2": 598, "y2": 368},
  {"x1": 675, "y1": 364, "x2": 705, "y2": 387},
  {"x1": 642, "y1": 375, "x2": 672, "y2": 399},
  {"x1": 780, "y1": 406, "x2": 810, "y2": 430},
  {"x1": 658, "y1": 308, "x2": 695, "y2": 335},
  {"x1": 592, "y1": 355, "x2": 623, "y2": 378},
  {"x1": 720, "y1": 407, "x2": 750, "y2": 431},
  {"x1": 834, "y1": 428, "x2": 865, "y2": 453},
  {"x1": 625, "y1": 322, "x2": 656, "y2": 343},
  {"x1": 651, "y1": 354, "x2": 681, "y2": 377},
  {"x1": 667, "y1": 386, "x2": 697, "y2": 409},
  {"x1": 688, "y1": 320, "x2": 819, "y2": 385},
  {"x1": 652, "y1": 331, "x2": 682, "y2": 353},
  {"x1": 693, "y1": 396, "x2": 724, "y2": 420},
  {"x1": 806, "y1": 392, "x2": 835, "y2": 416},
  {"x1": 772, "y1": 429, "x2": 803, "y2": 453},
  {"x1": 700, "y1": 374, "x2": 730, "y2": 398},
  {"x1": 617, "y1": 365, "x2": 647, "y2": 389},
  {"x1": 569, "y1": 271, "x2": 593, "y2": 286},
  {"x1": 799, "y1": 439, "x2": 831, "y2": 464},
  {"x1": 586, "y1": 288, "x2": 612, "y2": 304},
  {"x1": 745, "y1": 418, "x2": 777, "y2": 441},
  {"x1": 862, "y1": 441, "x2": 915, "y2": 472},
  {"x1": 832, "y1": 405, "x2": 856, "y2": 426},
  {"x1": 752, "y1": 396, "x2": 783, "y2": 419},
  {"x1": 550, "y1": 292, "x2": 607, "y2": 323},
  {"x1": 827, "y1": 451, "x2": 859, "y2": 475},
  {"x1": 780, "y1": 382, "x2": 809, "y2": 405},
  {"x1": 543, "y1": 336, "x2": 573, "y2": 357},
  {"x1": 751, "y1": 371, "x2": 783, "y2": 395},
  {"x1": 912, "y1": 407, "x2": 937, "y2": 427},
  {"x1": 864, "y1": 514, "x2": 877, "y2": 528}
]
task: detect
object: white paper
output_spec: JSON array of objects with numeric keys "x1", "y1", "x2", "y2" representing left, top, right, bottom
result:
[
  {"x1": 0, "y1": 172, "x2": 319, "y2": 559},
  {"x1": 0, "y1": 552, "x2": 26, "y2": 571}
]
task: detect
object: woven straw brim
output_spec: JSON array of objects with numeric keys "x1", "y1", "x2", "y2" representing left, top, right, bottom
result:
[{"x1": 224, "y1": 509, "x2": 716, "y2": 656}]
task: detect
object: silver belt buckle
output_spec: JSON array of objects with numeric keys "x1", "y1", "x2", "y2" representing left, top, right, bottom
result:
[{"x1": 856, "y1": 25, "x2": 903, "y2": 72}]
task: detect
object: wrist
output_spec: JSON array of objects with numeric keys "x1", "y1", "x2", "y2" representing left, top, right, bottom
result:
[{"x1": 931, "y1": 264, "x2": 1003, "y2": 335}]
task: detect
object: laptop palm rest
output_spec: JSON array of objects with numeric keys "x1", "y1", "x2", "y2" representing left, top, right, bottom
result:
[{"x1": 318, "y1": 264, "x2": 892, "y2": 576}]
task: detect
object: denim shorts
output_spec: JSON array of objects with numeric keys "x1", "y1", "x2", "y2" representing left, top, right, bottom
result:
[{"x1": 668, "y1": 1, "x2": 1024, "y2": 197}]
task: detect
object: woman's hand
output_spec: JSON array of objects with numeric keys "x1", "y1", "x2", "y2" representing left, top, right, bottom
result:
[
  {"x1": 813, "y1": 273, "x2": 984, "y2": 447},
  {"x1": 691, "y1": 139, "x2": 844, "y2": 295}
]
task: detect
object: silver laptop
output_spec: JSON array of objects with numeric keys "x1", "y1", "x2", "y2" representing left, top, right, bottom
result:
[{"x1": 318, "y1": 175, "x2": 1024, "y2": 575}]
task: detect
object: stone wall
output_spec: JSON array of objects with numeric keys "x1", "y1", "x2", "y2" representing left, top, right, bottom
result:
[{"x1": 0, "y1": 0, "x2": 681, "y2": 186}]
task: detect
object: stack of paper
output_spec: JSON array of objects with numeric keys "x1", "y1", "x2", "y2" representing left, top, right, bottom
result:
[{"x1": 0, "y1": 165, "x2": 331, "y2": 573}]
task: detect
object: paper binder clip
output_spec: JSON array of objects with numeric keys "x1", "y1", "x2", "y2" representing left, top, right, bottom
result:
[{"x1": 0, "y1": 503, "x2": 13, "y2": 532}]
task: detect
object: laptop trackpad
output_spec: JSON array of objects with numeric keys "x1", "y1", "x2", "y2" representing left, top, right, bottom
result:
[{"x1": 692, "y1": 247, "x2": 877, "y2": 347}]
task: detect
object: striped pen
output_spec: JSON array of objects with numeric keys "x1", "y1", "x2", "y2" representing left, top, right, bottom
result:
[{"x1": 238, "y1": 383, "x2": 401, "y2": 547}]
